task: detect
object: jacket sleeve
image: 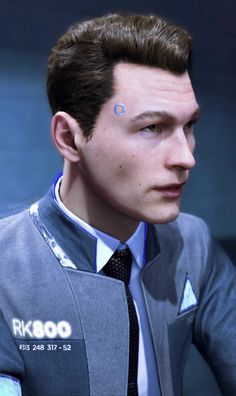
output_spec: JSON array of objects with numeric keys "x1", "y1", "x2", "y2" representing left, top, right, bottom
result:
[
  {"x1": 193, "y1": 233, "x2": 236, "y2": 395},
  {"x1": 0, "y1": 308, "x2": 25, "y2": 383}
]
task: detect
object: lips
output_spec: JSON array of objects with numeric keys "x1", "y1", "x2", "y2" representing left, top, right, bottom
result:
[
  {"x1": 156, "y1": 182, "x2": 186, "y2": 198},
  {"x1": 158, "y1": 182, "x2": 185, "y2": 190}
]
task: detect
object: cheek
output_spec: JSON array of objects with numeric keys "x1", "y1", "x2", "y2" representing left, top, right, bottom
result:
[
  {"x1": 81, "y1": 135, "x2": 151, "y2": 189},
  {"x1": 79, "y1": 147, "x2": 131, "y2": 185}
]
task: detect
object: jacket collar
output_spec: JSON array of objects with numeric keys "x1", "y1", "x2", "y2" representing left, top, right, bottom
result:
[{"x1": 38, "y1": 188, "x2": 161, "y2": 272}]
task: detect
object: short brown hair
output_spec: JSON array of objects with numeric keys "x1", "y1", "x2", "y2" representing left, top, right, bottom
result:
[{"x1": 47, "y1": 13, "x2": 191, "y2": 139}]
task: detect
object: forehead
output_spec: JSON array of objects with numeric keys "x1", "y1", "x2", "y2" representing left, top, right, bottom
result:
[{"x1": 112, "y1": 63, "x2": 198, "y2": 119}]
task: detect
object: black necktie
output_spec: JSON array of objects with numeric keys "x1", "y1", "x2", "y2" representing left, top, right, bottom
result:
[{"x1": 104, "y1": 248, "x2": 139, "y2": 396}]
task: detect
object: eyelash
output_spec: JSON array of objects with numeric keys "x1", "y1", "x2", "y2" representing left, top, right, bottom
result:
[
  {"x1": 141, "y1": 121, "x2": 195, "y2": 134},
  {"x1": 141, "y1": 124, "x2": 163, "y2": 133}
]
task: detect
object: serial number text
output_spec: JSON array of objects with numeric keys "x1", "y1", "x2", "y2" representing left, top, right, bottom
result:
[{"x1": 18, "y1": 344, "x2": 72, "y2": 351}]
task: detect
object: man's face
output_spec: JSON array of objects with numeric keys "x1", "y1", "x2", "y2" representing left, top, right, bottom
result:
[{"x1": 77, "y1": 63, "x2": 199, "y2": 224}]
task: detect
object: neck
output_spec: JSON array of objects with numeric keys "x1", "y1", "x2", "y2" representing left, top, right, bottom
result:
[{"x1": 60, "y1": 165, "x2": 139, "y2": 242}]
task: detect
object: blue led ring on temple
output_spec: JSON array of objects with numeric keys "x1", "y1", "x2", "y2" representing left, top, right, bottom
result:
[{"x1": 114, "y1": 102, "x2": 126, "y2": 116}]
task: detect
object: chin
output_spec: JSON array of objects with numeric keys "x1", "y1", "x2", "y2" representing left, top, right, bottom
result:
[
  {"x1": 154, "y1": 212, "x2": 179, "y2": 224},
  {"x1": 142, "y1": 202, "x2": 181, "y2": 224}
]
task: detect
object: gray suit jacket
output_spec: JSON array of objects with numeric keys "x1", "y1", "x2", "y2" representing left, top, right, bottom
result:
[{"x1": 0, "y1": 189, "x2": 235, "y2": 396}]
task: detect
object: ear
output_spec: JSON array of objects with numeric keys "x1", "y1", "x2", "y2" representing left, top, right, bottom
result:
[{"x1": 51, "y1": 111, "x2": 83, "y2": 163}]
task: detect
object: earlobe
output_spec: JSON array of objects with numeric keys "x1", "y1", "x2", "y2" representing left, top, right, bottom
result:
[{"x1": 51, "y1": 111, "x2": 82, "y2": 163}]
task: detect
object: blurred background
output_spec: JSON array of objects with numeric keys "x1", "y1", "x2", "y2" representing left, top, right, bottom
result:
[{"x1": 0, "y1": 0, "x2": 235, "y2": 394}]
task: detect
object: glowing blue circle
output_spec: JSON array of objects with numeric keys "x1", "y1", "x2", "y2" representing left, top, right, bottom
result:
[{"x1": 114, "y1": 103, "x2": 126, "y2": 116}]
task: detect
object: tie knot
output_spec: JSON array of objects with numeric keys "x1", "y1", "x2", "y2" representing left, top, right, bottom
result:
[{"x1": 104, "y1": 248, "x2": 132, "y2": 285}]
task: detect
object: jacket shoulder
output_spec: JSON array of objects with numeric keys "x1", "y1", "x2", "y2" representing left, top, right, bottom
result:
[
  {"x1": 154, "y1": 212, "x2": 212, "y2": 279},
  {"x1": 0, "y1": 209, "x2": 46, "y2": 261},
  {"x1": 0, "y1": 209, "x2": 33, "y2": 240},
  {"x1": 175, "y1": 212, "x2": 209, "y2": 236},
  {"x1": 157, "y1": 212, "x2": 211, "y2": 243}
]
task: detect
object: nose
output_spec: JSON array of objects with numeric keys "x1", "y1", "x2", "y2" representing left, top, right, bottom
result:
[{"x1": 166, "y1": 129, "x2": 196, "y2": 170}]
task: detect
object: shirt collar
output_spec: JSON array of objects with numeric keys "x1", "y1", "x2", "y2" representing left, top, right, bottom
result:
[{"x1": 54, "y1": 175, "x2": 146, "y2": 273}]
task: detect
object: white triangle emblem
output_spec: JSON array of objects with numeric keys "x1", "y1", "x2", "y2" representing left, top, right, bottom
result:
[{"x1": 179, "y1": 277, "x2": 198, "y2": 314}]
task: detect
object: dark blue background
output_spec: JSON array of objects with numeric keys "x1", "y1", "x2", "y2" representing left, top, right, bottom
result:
[{"x1": 0, "y1": 1, "x2": 235, "y2": 394}]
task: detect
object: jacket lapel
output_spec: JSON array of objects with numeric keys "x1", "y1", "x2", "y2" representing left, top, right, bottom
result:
[
  {"x1": 141, "y1": 223, "x2": 177, "y2": 396},
  {"x1": 65, "y1": 269, "x2": 129, "y2": 396}
]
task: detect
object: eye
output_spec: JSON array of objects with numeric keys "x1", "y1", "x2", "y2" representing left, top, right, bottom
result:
[{"x1": 141, "y1": 124, "x2": 162, "y2": 133}]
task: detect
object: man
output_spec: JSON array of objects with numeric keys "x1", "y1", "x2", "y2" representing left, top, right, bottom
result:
[{"x1": 0, "y1": 13, "x2": 235, "y2": 396}]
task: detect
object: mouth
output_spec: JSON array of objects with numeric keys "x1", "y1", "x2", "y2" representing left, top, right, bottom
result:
[{"x1": 155, "y1": 182, "x2": 186, "y2": 198}]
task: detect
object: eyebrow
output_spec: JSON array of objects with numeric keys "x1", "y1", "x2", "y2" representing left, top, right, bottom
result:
[{"x1": 130, "y1": 109, "x2": 200, "y2": 123}]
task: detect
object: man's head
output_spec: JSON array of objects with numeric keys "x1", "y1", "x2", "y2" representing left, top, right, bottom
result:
[
  {"x1": 47, "y1": 13, "x2": 192, "y2": 140},
  {"x1": 48, "y1": 14, "x2": 199, "y2": 236}
]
